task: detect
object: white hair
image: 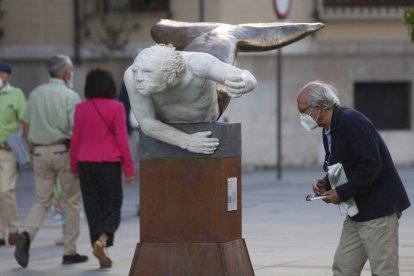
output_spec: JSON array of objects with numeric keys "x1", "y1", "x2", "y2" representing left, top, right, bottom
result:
[
  {"x1": 48, "y1": 55, "x2": 72, "y2": 78},
  {"x1": 299, "y1": 80, "x2": 340, "y2": 109}
]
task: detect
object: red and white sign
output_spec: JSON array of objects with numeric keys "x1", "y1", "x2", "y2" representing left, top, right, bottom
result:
[{"x1": 273, "y1": 0, "x2": 292, "y2": 20}]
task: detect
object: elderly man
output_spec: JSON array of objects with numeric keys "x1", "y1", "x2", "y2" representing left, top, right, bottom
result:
[
  {"x1": 296, "y1": 80, "x2": 410, "y2": 276},
  {"x1": 124, "y1": 44, "x2": 257, "y2": 154},
  {"x1": 14, "y1": 55, "x2": 88, "y2": 267},
  {"x1": 0, "y1": 62, "x2": 27, "y2": 246}
]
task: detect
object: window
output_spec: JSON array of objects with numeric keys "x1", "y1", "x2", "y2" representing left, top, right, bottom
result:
[
  {"x1": 89, "y1": 0, "x2": 169, "y2": 13},
  {"x1": 323, "y1": 0, "x2": 414, "y2": 8},
  {"x1": 354, "y1": 82, "x2": 411, "y2": 130},
  {"x1": 129, "y1": 0, "x2": 169, "y2": 12},
  {"x1": 316, "y1": 0, "x2": 414, "y2": 20}
]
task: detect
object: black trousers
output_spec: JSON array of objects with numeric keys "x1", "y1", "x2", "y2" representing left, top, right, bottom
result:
[{"x1": 78, "y1": 162, "x2": 123, "y2": 247}]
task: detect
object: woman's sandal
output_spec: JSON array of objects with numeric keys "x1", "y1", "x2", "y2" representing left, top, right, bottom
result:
[{"x1": 93, "y1": 240, "x2": 112, "y2": 268}]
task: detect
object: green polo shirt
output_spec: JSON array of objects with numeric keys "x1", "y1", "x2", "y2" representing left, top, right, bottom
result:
[
  {"x1": 24, "y1": 78, "x2": 81, "y2": 145},
  {"x1": 0, "y1": 84, "x2": 27, "y2": 143}
]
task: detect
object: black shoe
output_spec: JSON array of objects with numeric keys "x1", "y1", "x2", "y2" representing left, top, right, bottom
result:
[
  {"x1": 14, "y1": 231, "x2": 30, "y2": 268},
  {"x1": 62, "y1": 253, "x2": 88, "y2": 265},
  {"x1": 0, "y1": 239, "x2": 5, "y2": 246}
]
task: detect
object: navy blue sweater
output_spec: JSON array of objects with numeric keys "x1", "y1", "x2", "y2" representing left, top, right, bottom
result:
[{"x1": 323, "y1": 106, "x2": 410, "y2": 221}]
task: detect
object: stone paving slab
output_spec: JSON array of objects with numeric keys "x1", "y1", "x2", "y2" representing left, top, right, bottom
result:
[{"x1": 0, "y1": 167, "x2": 413, "y2": 275}]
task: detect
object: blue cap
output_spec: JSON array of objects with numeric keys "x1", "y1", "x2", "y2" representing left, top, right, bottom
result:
[{"x1": 0, "y1": 62, "x2": 12, "y2": 74}]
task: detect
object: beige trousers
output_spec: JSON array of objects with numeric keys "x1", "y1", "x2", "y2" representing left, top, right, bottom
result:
[
  {"x1": 0, "y1": 149, "x2": 19, "y2": 239},
  {"x1": 25, "y1": 144, "x2": 81, "y2": 255},
  {"x1": 333, "y1": 212, "x2": 399, "y2": 276}
]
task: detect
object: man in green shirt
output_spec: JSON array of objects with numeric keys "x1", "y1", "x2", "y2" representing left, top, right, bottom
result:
[
  {"x1": 0, "y1": 62, "x2": 26, "y2": 247},
  {"x1": 14, "y1": 55, "x2": 88, "y2": 268}
]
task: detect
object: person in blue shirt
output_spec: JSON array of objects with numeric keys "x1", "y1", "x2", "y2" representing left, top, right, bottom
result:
[{"x1": 296, "y1": 80, "x2": 410, "y2": 276}]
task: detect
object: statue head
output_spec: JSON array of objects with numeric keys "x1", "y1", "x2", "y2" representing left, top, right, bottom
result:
[{"x1": 132, "y1": 44, "x2": 185, "y2": 95}]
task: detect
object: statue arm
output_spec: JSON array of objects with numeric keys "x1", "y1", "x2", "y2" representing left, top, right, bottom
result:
[
  {"x1": 124, "y1": 67, "x2": 219, "y2": 154},
  {"x1": 139, "y1": 118, "x2": 219, "y2": 154},
  {"x1": 188, "y1": 52, "x2": 257, "y2": 98}
]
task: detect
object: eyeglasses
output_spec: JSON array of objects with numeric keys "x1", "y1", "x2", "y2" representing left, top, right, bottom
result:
[{"x1": 298, "y1": 105, "x2": 313, "y2": 114}]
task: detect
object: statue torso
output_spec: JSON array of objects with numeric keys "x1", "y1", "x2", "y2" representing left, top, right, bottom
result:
[{"x1": 151, "y1": 70, "x2": 219, "y2": 123}]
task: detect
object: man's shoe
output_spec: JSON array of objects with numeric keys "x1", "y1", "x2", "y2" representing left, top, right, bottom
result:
[
  {"x1": 14, "y1": 231, "x2": 30, "y2": 268},
  {"x1": 0, "y1": 239, "x2": 5, "y2": 246},
  {"x1": 62, "y1": 253, "x2": 88, "y2": 265},
  {"x1": 8, "y1": 232, "x2": 18, "y2": 245}
]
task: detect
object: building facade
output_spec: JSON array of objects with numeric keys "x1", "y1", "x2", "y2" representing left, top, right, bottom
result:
[{"x1": 1, "y1": 0, "x2": 413, "y2": 168}]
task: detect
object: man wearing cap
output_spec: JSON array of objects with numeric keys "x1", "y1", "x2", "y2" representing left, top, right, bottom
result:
[
  {"x1": 14, "y1": 55, "x2": 88, "y2": 267},
  {"x1": 0, "y1": 62, "x2": 26, "y2": 247}
]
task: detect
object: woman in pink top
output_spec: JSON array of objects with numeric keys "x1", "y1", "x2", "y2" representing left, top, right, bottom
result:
[{"x1": 70, "y1": 68, "x2": 135, "y2": 269}]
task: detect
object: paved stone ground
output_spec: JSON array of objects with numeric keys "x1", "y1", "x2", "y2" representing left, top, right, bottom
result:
[
  {"x1": 243, "y1": 169, "x2": 414, "y2": 276},
  {"x1": 0, "y1": 167, "x2": 413, "y2": 275}
]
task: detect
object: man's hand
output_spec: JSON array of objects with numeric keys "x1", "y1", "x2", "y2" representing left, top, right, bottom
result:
[
  {"x1": 225, "y1": 70, "x2": 257, "y2": 98},
  {"x1": 322, "y1": 189, "x2": 342, "y2": 204},
  {"x1": 183, "y1": 131, "x2": 219, "y2": 154},
  {"x1": 313, "y1": 179, "x2": 328, "y2": 195}
]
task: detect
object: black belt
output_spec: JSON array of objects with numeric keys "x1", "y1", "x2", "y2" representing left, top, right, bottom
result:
[{"x1": 33, "y1": 140, "x2": 68, "y2": 147}]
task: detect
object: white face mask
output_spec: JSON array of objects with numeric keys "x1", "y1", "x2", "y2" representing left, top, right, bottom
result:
[
  {"x1": 66, "y1": 70, "x2": 74, "y2": 88},
  {"x1": 300, "y1": 112, "x2": 319, "y2": 131},
  {"x1": 0, "y1": 78, "x2": 7, "y2": 92}
]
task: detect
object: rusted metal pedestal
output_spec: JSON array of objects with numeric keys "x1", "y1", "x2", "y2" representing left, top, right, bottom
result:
[{"x1": 128, "y1": 123, "x2": 254, "y2": 276}]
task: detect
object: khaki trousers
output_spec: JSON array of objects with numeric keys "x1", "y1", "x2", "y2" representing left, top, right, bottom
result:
[
  {"x1": 25, "y1": 144, "x2": 81, "y2": 255},
  {"x1": 333, "y1": 212, "x2": 399, "y2": 276},
  {"x1": 0, "y1": 149, "x2": 19, "y2": 239}
]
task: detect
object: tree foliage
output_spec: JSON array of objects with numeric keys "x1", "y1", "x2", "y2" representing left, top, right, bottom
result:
[
  {"x1": 404, "y1": 6, "x2": 414, "y2": 41},
  {"x1": 83, "y1": 0, "x2": 140, "y2": 58}
]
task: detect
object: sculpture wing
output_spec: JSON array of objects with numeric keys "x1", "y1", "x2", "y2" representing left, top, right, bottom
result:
[
  {"x1": 151, "y1": 19, "x2": 220, "y2": 50},
  {"x1": 150, "y1": 19, "x2": 324, "y2": 114},
  {"x1": 151, "y1": 19, "x2": 324, "y2": 64},
  {"x1": 235, "y1": 22, "x2": 324, "y2": 52}
]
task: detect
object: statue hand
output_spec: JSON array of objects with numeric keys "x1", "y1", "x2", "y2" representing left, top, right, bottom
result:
[
  {"x1": 225, "y1": 70, "x2": 257, "y2": 98},
  {"x1": 225, "y1": 74, "x2": 246, "y2": 98},
  {"x1": 183, "y1": 131, "x2": 219, "y2": 154}
]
